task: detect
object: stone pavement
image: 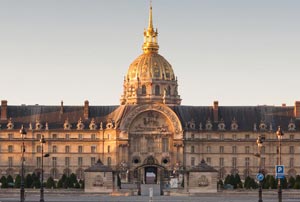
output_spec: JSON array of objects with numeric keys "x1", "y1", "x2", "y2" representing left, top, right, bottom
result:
[{"x1": 1, "y1": 190, "x2": 300, "y2": 202}]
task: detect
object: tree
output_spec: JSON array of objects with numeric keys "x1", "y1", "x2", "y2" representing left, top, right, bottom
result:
[
  {"x1": 69, "y1": 173, "x2": 77, "y2": 186},
  {"x1": 14, "y1": 175, "x2": 21, "y2": 188},
  {"x1": 244, "y1": 176, "x2": 251, "y2": 189},
  {"x1": 57, "y1": 179, "x2": 63, "y2": 188},
  {"x1": 288, "y1": 176, "x2": 296, "y2": 188},
  {"x1": 46, "y1": 177, "x2": 56, "y2": 189},
  {"x1": 224, "y1": 175, "x2": 231, "y2": 185},
  {"x1": 25, "y1": 174, "x2": 33, "y2": 188},
  {"x1": 234, "y1": 174, "x2": 242, "y2": 188},
  {"x1": 7, "y1": 175, "x2": 14, "y2": 188},
  {"x1": 0, "y1": 176, "x2": 8, "y2": 188}
]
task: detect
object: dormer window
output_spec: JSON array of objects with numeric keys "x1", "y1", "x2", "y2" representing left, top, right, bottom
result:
[
  {"x1": 142, "y1": 85, "x2": 147, "y2": 95},
  {"x1": 155, "y1": 85, "x2": 160, "y2": 95}
]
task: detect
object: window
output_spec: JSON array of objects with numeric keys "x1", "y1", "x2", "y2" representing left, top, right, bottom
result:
[
  {"x1": 8, "y1": 145, "x2": 13, "y2": 153},
  {"x1": 107, "y1": 157, "x2": 111, "y2": 166},
  {"x1": 91, "y1": 134, "x2": 96, "y2": 140},
  {"x1": 52, "y1": 145, "x2": 57, "y2": 153},
  {"x1": 232, "y1": 157, "x2": 237, "y2": 169},
  {"x1": 232, "y1": 134, "x2": 237, "y2": 140},
  {"x1": 162, "y1": 138, "x2": 169, "y2": 152},
  {"x1": 261, "y1": 146, "x2": 265, "y2": 154},
  {"x1": 91, "y1": 146, "x2": 96, "y2": 153},
  {"x1": 142, "y1": 85, "x2": 146, "y2": 95},
  {"x1": 36, "y1": 134, "x2": 41, "y2": 140},
  {"x1": 167, "y1": 86, "x2": 171, "y2": 96},
  {"x1": 207, "y1": 134, "x2": 211, "y2": 140},
  {"x1": 8, "y1": 157, "x2": 13, "y2": 167},
  {"x1": 65, "y1": 134, "x2": 70, "y2": 139},
  {"x1": 290, "y1": 146, "x2": 294, "y2": 154},
  {"x1": 91, "y1": 157, "x2": 96, "y2": 166},
  {"x1": 219, "y1": 146, "x2": 224, "y2": 153},
  {"x1": 8, "y1": 133, "x2": 13, "y2": 140},
  {"x1": 290, "y1": 135, "x2": 294, "y2": 140},
  {"x1": 78, "y1": 157, "x2": 83, "y2": 166},
  {"x1": 220, "y1": 134, "x2": 224, "y2": 140},
  {"x1": 65, "y1": 146, "x2": 70, "y2": 153},
  {"x1": 207, "y1": 146, "x2": 211, "y2": 153},
  {"x1": 290, "y1": 158, "x2": 294, "y2": 168},
  {"x1": 37, "y1": 145, "x2": 41, "y2": 153},
  {"x1": 52, "y1": 134, "x2": 57, "y2": 139},
  {"x1": 232, "y1": 146, "x2": 237, "y2": 154},
  {"x1": 78, "y1": 146, "x2": 83, "y2": 153},
  {"x1": 155, "y1": 85, "x2": 160, "y2": 96},
  {"x1": 191, "y1": 134, "x2": 195, "y2": 139},
  {"x1": 245, "y1": 146, "x2": 250, "y2": 154},
  {"x1": 245, "y1": 157, "x2": 250, "y2": 168},
  {"x1": 191, "y1": 157, "x2": 195, "y2": 166},
  {"x1": 52, "y1": 157, "x2": 57, "y2": 167},
  {"x1": 206, "y1": 157, "x2": 211, "y2": 165},
  {"x1": 245, "y1": 134, "x2": 250, "y2": 140},
  {"x1": 219, "y1": 158, "x2": 224, "y2": 167},
  {"x1": 65, "y1": 157, "x2": 70, "y2": 167},
  {"x1": 191, "y1": 145, "x2": 195, "y2": 153},
  {"x1": 37, "y1": 157, "x2": 41, "y2": 168},
  {"x1": 78, "y1": 134, "x2": 83, "y2": 140}
]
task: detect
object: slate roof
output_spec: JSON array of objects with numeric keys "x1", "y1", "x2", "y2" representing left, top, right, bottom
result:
[{"x1": 0, "y1": 104, "x2": 298, "y2": 131}]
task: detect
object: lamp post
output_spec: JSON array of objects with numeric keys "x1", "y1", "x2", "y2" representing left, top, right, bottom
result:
[
  {"x1": 20, "y1": 125, "x2": 27, "y2": 202},
  {"x1": 256, "y1": 135, "x2": 265, "y2": 202},
  {"x1": 40, "y1": 135, "x2": 49, "y2": 202},
  {"x1": 276, "y1": 126, "x2": 284, "y2": 202}
]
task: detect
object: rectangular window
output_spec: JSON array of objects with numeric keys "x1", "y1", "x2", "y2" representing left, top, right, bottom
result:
[
  {"x1": 78, "y1": 146, "x2": 83, "y2": 153},
  {"x1": 52, "y1": 145, "x2": 57, "y2": 153},
  {"x1": 91, "y1": 134, "x2": 96, "y2": 140},
  {"x1": 91, "y1": 146, "x2": 96, "y2": 153},
  {"x1": 206, "y1": 157, "x2": 211, "y2": 165},
  {"x1": 52, "y1": 157, "x2": 57, "y2": 167},
  {"x1": 78, "y1": 157, "x2": 83, "y2": 166},
  {"x1": 36, "y1": 134, "x2": 41, "y2": 140},
  {"x1": 8, "y1": 157, "x2": 13, "y2": 167},
  {"x1": 245, "y1": 146, "x2": 250, "y2": 154},
  {"x1": 232, "y1": 134, "x2": 237, "y2": 140},
  {"x1": 290, "y1": 135, "x2": 294, "y2": 140},
  {"x1": 37, "y1": 157, "x2": 41, "y2": 168},
  {"x1": 245, "y1": 157, "x2": 250, "y2": 168},
  {"x1": 107, "y1": 157, "x2": 111, "y2": 166},
  {"x1": 78, "y1": 134, "x2": 83, "y2": 140},
  {"x1": 232, "y1": 146, "x2": 237, "y2": 154},
  {"x1": 245, "y1": 134, "x2": 250, "y2": 140},
  {"x1": 290, "y1": 146, "x2": 294, "y2": 154},
  {"x1": 162, "y1": 138, "x2": 169, "y2": 152},
  {"x1": 290, "y1": 158, "x2": 294, "y2": 168},
  {"x1": 207, "y1": 146, "x2": 211, "y2": 153},
  {"x1": 207, "y1": 134, "x2": 211, "y2": 140},
  {"x1": 232, "y1": 157, "x2": 237, "y2": 169},
  {"x1": 220, "y1": 134, "x2": 224, "y2": 140},
  {"x1": 65, "y1": 146, "x2": 70, "y2": 153},
  {"x1": 65, "y1": 157, "x2": 70, "y2": 167},
  {"x1": 91, "y1": 157, "x2": 96, "y2": 166},
  {"x1": 219, "y1": 158, "x2": 224, "y2": 167},
  {"x1": 191, "y1": 157, "x2": 195, "y2": 166},
  {"x1": 66, "y1": 134, "x2": 70, "y2": 139},
  {"x1": 220, "y1": 146, "x2": 224, "y2": 153},
  {"x1": 8, "y1": 133, "x2": 13, "y2": 140},
  {"x1": 52, "y1": 134, "x2": 57, "y2": 139},
  {"x1": 8, "y1": 145, "x2": 13, "y2": 153},
  {"x1": 191, "y1": 145, "x2": 195, "y2": 153}
]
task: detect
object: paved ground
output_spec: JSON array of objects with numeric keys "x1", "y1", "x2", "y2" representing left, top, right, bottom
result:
[{"x1": 1, "y1": 190, "x2": 300, "y2": 202}]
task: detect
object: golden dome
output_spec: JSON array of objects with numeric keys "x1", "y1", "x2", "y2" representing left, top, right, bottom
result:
[{"x1": 126, "y1": 52, "x2": 175, "y2": 82}]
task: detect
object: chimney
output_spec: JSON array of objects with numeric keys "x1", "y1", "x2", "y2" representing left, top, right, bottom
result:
[
  {"x1": 60, "y1": 100, "x2": 64, "y2": 114},
  {"x1": 213, "y1": 101, "x2": 219, "y2": 123},
  {"x1": 295, "y1": 101, "x2": 300, "y2": 119},
  {"x1": 84, "y1": 100, "x2": 89, "y2": 120},
  {"x1": 1, "y1": 100, "x2": 7, "y2": 121},
  {"x1": 282, "y1": 103, "x2": 286, "y2": 107}
]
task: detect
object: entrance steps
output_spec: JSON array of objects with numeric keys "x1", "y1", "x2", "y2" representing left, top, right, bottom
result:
[{"x1": 140, "y1": 184, "x2": 161, "y2": 196}]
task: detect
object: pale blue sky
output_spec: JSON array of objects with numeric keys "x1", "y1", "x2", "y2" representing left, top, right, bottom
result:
[{"x1": 0, "y1": 0, "x2": 299, "y2": 106}]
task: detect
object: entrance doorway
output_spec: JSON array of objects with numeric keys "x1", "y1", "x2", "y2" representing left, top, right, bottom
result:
[{"x1": 145, "y1": 166, "x2": 157, "y2": 184}]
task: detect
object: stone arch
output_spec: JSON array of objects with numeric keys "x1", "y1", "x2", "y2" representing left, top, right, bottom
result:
[
  {"x1": 63, "y1": 168, "x2": 72, "y2": 177},
  {"x1": 288, "y1": 169, "x2": 297, "y2": 177},
  {"x1": 120, "y1": 104, "x2": 183, "y2": 140}
]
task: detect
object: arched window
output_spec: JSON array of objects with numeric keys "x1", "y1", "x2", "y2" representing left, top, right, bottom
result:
[
  {"x1": 155, "y1": 85, "x2": 160, "y2": 96},
  {"x1": 167, "y1": 86, "x2": 171, "y2": 96},
  {"x1": 142, "y1": 85, "x2": 146, "y2": 95}
]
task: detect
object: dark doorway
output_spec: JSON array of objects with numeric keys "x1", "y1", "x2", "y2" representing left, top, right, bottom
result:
[{"x1": 145, "y1": 166, "x2": 157, "y2": 184}]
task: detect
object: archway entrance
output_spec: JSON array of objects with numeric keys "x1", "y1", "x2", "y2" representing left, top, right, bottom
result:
[{"x1": 145, "y1": 166, "x2": 157, "y2": 184}]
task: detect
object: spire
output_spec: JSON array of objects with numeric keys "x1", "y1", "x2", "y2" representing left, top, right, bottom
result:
[{"x1": 142, "y1": 1, "x2": 159, "y2": 54}]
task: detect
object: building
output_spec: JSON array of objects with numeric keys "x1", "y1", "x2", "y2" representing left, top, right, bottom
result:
[{"x1": 0, "y1": 4, "x2": 300, "y2": 192}]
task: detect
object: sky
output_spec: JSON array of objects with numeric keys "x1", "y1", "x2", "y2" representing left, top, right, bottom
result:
[{"x1": 0, "y1": 0, "x2": 299, "y2": 107}]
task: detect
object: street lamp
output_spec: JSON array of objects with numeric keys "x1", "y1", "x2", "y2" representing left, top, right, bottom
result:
[
  {"x1": 40, "y1": 135, "x2": 49, "y2": 202},
  {"x1": 20, "y1": 125, "x2": 27, "y2": 202},
  {"x1": 256, "y1": 135, "x2": 265, "y2": 202},
  {"x1": 276, "y1": 126, "x2": 284, "y2": 202}
]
